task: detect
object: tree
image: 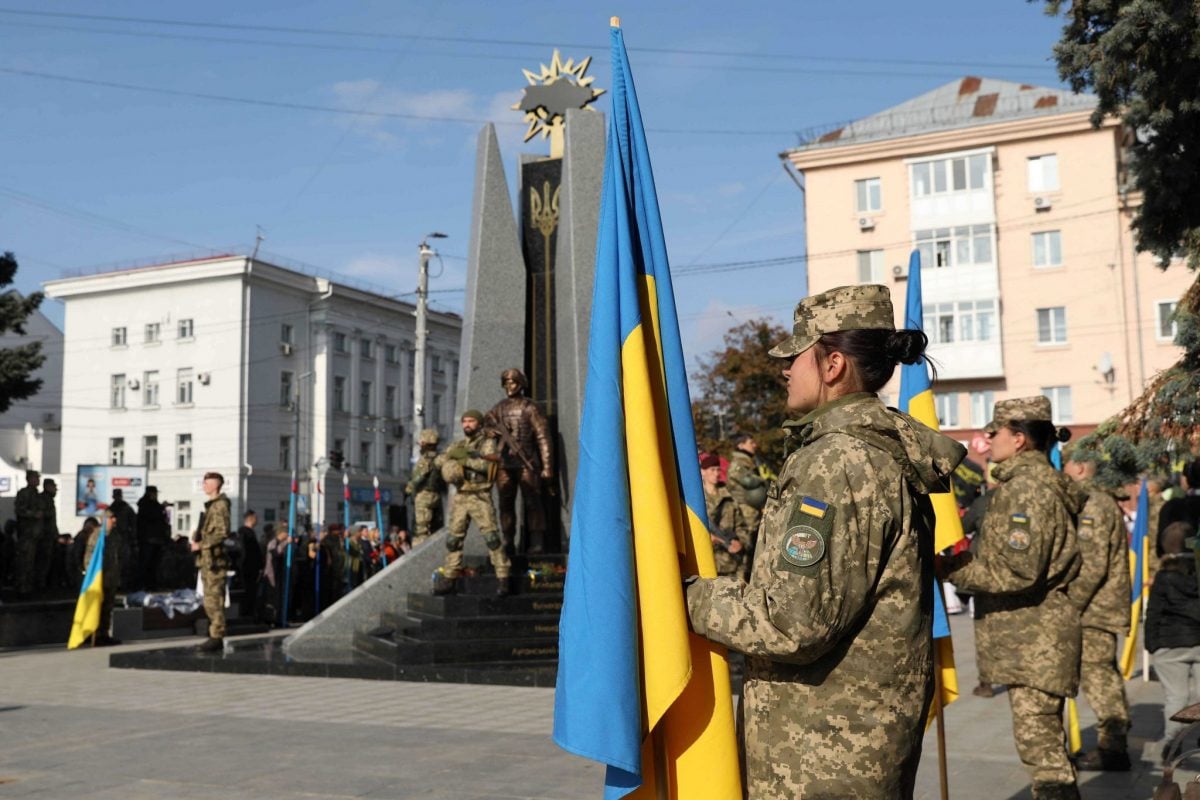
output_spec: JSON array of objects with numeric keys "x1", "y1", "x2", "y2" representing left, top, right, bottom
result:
[
  {"x1": 0, "y1": 251, "x2": 46, "y2": 414},
  {"x1": 1042, "y1": 0, "x2": 1200, "y2": 269},
  {"x1": 691, "y1": 318, "x2": 791, "y2": 468}
]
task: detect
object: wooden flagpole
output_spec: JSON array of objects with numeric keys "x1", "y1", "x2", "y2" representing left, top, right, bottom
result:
[{"x1": 934, "y1": 645, "x2": 950, "y2": 800}]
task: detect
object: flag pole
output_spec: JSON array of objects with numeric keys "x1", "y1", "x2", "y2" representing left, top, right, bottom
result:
[
  {"x1": 933, "y1": 645, "x2": 950, "y2": 800},
  {"x1": 343, "y1": 472, "x2": 351, "y2": 591},
  {"x1": 374, "y1": 475, "x2": 387, "y2": 568}
]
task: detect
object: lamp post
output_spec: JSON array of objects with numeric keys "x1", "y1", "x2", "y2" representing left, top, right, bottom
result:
[{"x1": 411, "y1": 232, "x2": 446, "y2": 464}]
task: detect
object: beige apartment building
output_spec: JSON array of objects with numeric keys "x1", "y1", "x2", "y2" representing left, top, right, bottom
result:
[{"x1": 783, "y1": 76, "x2": 1193, "y2": 439}]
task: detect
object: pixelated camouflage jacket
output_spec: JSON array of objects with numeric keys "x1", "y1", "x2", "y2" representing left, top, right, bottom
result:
[
  {"x1": 948, "y1": 450, "x2": 1085, "y2": 696},
  {"x1": 726, "y1": 449, "x2": 768, "y2": 510},
  {"x1": 451, "y1": 431, "x2": 497, "y2": 492},
  {"x1": 704, "y1": 483, "x2": 751, "y2": 578},
  {"x1": 687, "y1": 392, "x2": 966, "y2": 798},
  {"x1": 195, "y1": 493, "x2": 232, "y2": 570},
  {"x1": 1068, "y1": 481, "x2": 1132, "y2": 635},
  {"x1": 406, "y1": 453, "x2": 444, "y2": 498}
]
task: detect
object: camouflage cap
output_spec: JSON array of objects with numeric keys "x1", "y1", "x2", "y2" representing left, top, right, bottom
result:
[
  {"x1": 984, "y1": 395, "x2": 1053, "y2": 434},
  {"x1": 418, "y1": 428, "x2": 440, "y2": 446},
  {"x1": 769, "y1": 284, "x2": 895, "y2": 358}
]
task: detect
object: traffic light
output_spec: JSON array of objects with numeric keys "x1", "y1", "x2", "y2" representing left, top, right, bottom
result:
[{"x1": 329, "y1": 450, "x2": 344, "y2": 470}]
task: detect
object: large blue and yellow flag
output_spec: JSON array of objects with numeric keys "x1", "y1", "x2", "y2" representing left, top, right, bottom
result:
[
  {"x1": 67, "y1": 515, "x2": 106, "y2": 649},
  {"x1": 897, "y1": 249, "x2": 961, "y2": 712},
  {"x1": 1119, "y1": 479, "x2": 1149, "y2": 679},
  {"x1": 552, "y1": 21, "x2": 741, "y2": 800}
]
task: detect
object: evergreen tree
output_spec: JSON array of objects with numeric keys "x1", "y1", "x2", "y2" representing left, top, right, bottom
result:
[
  {"x1": 0, "y1": 251, "x2": 46, "y2": 414},
  {"x1": 1042, "y1": 0, "x2": 1200, "y2": 269}
]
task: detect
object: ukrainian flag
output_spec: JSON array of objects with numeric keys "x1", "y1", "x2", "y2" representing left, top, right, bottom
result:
[
  {"x1": 67, "y1": 515, "x2": 106, "y2": 649},
  {"x1": 552, "y1": 21, "x2": 741, "y2": 800},
  {"x1": 897, "y1": 249, "x2": 961, "y2": 713},
  {"x1": 1119, "y1": 480, "x2": 1149, "y2": 679}
]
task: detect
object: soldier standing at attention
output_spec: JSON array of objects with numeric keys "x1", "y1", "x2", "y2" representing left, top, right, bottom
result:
[
  {"x1": 406, "y1": 428, "x2": 445, "y2": 545},
  {"x1": 14, "y1": 470, "x2": 42, "y2": 598},
  {"x1": 725, "y1": 432, "x2": 769, "y2": 534},
  {"x1": 433, "y1": 410, "x2": 512, "y2": 596},
  {"x1": 941, "y1": 397, "x2": 1084, "y2": 800},
  {"x1": 686, "y1": 285, "x2": 966, "y2": 799},
  {"x1": 190, "y1": 472, "x2": 231, "y2": 652},
  {"x1": 1062, "y1": 439, "x2": 1136, "y2": 771},
  {"x1": 700, "y1": 452, "x2": 750, "y2": 580}
]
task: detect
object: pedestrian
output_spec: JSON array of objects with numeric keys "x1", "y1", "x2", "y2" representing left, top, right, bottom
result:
[
  {"x1": 407, "y1": 428, "x2": 446, "y2": 545},
  {"x1": 237, "y1": 510, "x2": 263, "y2": 619},
  {"x1": 1147, "y1": 521, "x2": 1200, "y2": 760},
  {"x1": 82, "y1": 512, "x2": 121, "y2": 646},
  {"x1": 941, "y1": 396, "x2": 1084, "y2": 800},
  {"x1": 1063, "y1": 439, "x2": 1137, "y2": 771},
  {"x1": 319, "y1": 523, "x2": 347, "y2": 608},
  {"x1": 725, "y1": 432, "x2": 769, "y2": 535},
  {"x1": 700, "y1": 452, "x2": 750, "y2": 580},
  {"x1": 1159, "y1": 460, "x2": 1200, "y2": 555},
  {"x1": 190, "y1": 472, "x2": 231, "y2": 651},
  {"x1": 686, "y1": 284, "x2": 965, "y2": 799},
  {"x1": 38, "y1": 479, "x2": 63, "y2": 592},
  {"x1": 136, "y1": 486, "x2": 171, "y2": 590},
  {"x1": 14, "y1": 470, "x2": 42, "y2": 598},
  {"x1": 108, "y1": 488, "x2": 138, "y2": 592},
  {"x1": 262, "y1": 523, "x2": 288, "y2": 626}
]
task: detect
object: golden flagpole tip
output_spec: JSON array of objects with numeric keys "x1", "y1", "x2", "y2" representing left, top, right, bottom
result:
[{"x1": 610, "y1": 16, "x2": 621, "y2": 27}]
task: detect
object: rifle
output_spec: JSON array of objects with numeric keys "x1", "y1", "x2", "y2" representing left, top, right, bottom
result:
[
  {"x1": 484, "y1": 421, "x2": 540, "y2": 478},
  {"x1": 709, "y1": 522, "x2": 738, "y2": 551}
]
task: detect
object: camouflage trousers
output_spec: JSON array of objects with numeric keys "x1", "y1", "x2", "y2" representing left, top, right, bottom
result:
[
  {"x1": 443, "y1": 490, "x2": 510, "y2": 579},
  {"x1": 413, "y1": 491, "x2": 442, "y2": 542},
  {"x1": 1008, "y1": 685, "x2": 1077, "y2": 786},
  {"x1": 1080, "y1": 627, "x2": 1130, "y2": 748},
  {"x1": 200, "y1": 565, "x2": 226, "y2": 639}
]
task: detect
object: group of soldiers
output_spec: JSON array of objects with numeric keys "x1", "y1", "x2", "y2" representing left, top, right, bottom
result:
[
  {"x1": 405, "y1": 368, "x2": 555, "y2": 597},
  {"x1": 701, "y1": 433, "x2": 773, "y2": 581}
]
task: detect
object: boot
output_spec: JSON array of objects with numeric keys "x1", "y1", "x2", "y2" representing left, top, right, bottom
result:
[
  {"x1": 972, "y1": 682, "x2": 994, "y2": 698},
  {"x1": 1077, "y1": 724, "x2": 1132, "y2": 772},
  {"x1": 197, "y1": 637, "x2": 224, "y2": 653},
  {"x1": 495, "y1": 576, "x2": 511, "y2": 597},
  {"x1": 1031, "y1": 781, "x2": 1081, "y2": 800},
  {"x1": 432, "y1": 575, "x2": 457, "y2": 596}
]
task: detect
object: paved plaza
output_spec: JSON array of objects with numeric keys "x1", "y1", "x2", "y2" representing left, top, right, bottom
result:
[{"x1": 0, "y1": 615, "x2": 1189, "y2": 799}]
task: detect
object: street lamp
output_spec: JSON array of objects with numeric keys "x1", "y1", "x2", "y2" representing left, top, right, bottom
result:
[{"x1": 412, "y1": 232, "x2": 447, "y2": 464}]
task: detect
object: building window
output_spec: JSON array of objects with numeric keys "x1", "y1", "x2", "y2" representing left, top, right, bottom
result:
[
  {"x1": 359, "y1": 440, "x2": 372, "y2": 471},
  {"x1": 856, "y1": 250, "x2": 884, "y2": 284},
  {"x1": 279, "y1": 436, "x2": 292, "y2": 471},
  {"x1": 144, "y1": 322, "x2": 161, "y2": 344},
  {"x1": 1027, "y1": 154, "x2": 1060, "y2": 193},
  {"x1": 334, "y1": 332, "x2": 348, "y2": 353},
  {"x1": 1041, "y1": 386, "x2": 1073, "y2": 423},
  {"x1": 1157, "y1": 300, "x2": 1179, "y2": 340},
  {"x1": 175, "y1": 501, "x2": 192, "y2": 535},
  {"x1": 177, "y1": 368, "x2": 194, "y2": 405},
  {"x1": 112, "y1": 327, "x2": 126, "y2": 347},
  {"x1": 360, "y1": 380, "x2": 372, "y2": 416},
  {"x1": 177, "y1": 433, "x2": 192, "y2": 469},
  {"x1": 969, "y1": 391, "x2": 995, "y2": 429},
  {"x1": 334, "y1": 438, "x2": 345, "y2": 459},
  {"x1": 111, "y1": 374, "x2": 126, "y2": 409},
  {"x1": 1032, "y1": 231, "x2": 1063, "y2": 268},
  {"x1": 915, "y1": 225, "x2": 993, "y2": 269},
  {"x1": 177, "y1": 318, "x2": 194, "y2": 339},
  {"x1": 911, "y1": 153, "x2": 989, "y2": 197},
  {"x1": 855, "y1": 177, "x2": 882, "y2": 213},
  {"x1": 110, "y1": 437, "x2": 125, "y2": 466},
  {"x1": 385, "y1": 344, "x2": 398, "y2": 364},
  {"x1": 281, "y1": 323, "x2": 293, "y2": 345},
  {"x1": 934, "y1": 393, "x2": 959, "y2": 428},
  {"x1": 385, "y1": 385, "x2": 397, "y2": 417},
  {"x1": 143, "y1": 370, "x2": 160, "y2": 407},
  {"x1": 385, "y1": 443, "x2": 396, "y2": 474},
  {"x1": 1037, "y1": 307, "x2": 1068, "y2": 344},
  {"x1": 361, "y1": 338, "x2": 373, "y2": 359},
  {"x1": 334, "y1": 376, "x2": 347, "y2": 413},
  {"x1": 922, "y1": 300, "x2": 996, "y2": 345},
  {"x1": 280, "y1": 371, "x2": 294, "y2": 407},
  {"x1": 431, "y1": 392, "x2": 443, "y2": 425},
  {"x1": 431, "y1": 354, "x2": 442, "y2": 374},
  {"x1": 143, "y1": 435, "x2": 158, "y2": 470}
]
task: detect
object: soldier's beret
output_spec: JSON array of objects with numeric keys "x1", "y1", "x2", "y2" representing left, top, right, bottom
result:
[{"x1": 769, "y1": 284, "x2": 895, "y2": 359}]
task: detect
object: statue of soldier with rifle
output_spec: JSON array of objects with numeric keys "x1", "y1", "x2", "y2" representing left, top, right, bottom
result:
[{"x1": 484, "y1": 368, "x2": 554, "y2": 555}]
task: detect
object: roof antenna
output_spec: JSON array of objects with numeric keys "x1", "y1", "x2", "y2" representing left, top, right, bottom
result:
[{"x1": 251, "y1": 225, "x2": 266, "y2": 261}]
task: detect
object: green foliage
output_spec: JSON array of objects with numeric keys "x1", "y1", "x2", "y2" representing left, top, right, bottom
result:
[
  {"x1": 0, "y1": 251, "x2": 46, "y2": 414},
  {"x1": 1041, "y1": 0, "x2": 1200, "y2": 269},
  {"x1": 690, "y1": 318, "x2": 791, "y2": 468},
  {"x1": 1070, "y1": 429, "x2": 1143, "y2": 488}
]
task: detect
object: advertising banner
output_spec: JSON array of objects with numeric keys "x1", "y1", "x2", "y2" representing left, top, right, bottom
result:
[{"x1": 76, "y1": 464, "x2": 149, "y2": 516}]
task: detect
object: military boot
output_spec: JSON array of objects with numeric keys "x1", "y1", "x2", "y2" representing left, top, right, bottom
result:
[
  {"x1": 432, "y1": 575, "x2": 457, "y2": 595},
  {"x1": 495, "y1": 575, "x2": 511, "y2": 597},
  {"x1": 197, "y1": 637, "x2": 224, "y2": 653},
  {"x1": 1031, "y1": 781, "x2": 1081, "y2": 800},
  {"x1": 1077, "y1": 720, "x2": 1132, "y2": 772}
]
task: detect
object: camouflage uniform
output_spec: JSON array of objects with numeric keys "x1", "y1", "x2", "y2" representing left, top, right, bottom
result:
[
  {"x1": 945, "y1": 397, "x2": 1085, "y2": 797},
  {"x1": 406, "y1": 429, "x2": 444, "y2": 545},
  {"x1": 726, "y1": 448, "x2": 768, "y2": 533},
  {"x1": 689, "y1": 393, "x2": 965, "y2": 799},
  {"x1": 195, "y1": 493, "x2": 231, "y2": 639},
  {"x1": 439, "y1": 429, "x2": 510, "y2": 580},
  {"x1": 13, "y1": 478, "x2": 42, "y2": 596},
  {"x1": 704, "y1": 482, "x2": 751, "y2": 579}
]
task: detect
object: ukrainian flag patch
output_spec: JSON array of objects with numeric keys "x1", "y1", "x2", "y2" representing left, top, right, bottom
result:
[
  {"x1": 798, "y1": 497, "x2": 829, "y2": 519},
  {"x1": 1011, "y1": 513, "x2": 1029, "y2": 525}
]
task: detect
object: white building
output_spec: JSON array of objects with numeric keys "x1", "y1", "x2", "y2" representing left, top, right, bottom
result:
[{"x1": 44, "y1": 255, "x2": 462, "y2": 532}]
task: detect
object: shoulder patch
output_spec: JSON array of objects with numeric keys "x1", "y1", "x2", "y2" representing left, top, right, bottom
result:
[
  {"x1": 776, "y1": 494, "x2": 836, "y2": 574},
  {"x1": 797, "y1": 496, "x2": 829, "y2": 519},
  {"x1": 1077, "y1": 515, "x2": 1095, "y2": 541},
  {"x1": 781, "y1": 525, "x2": 825, "y2": 567},
  {"x1": 1007, "y1": 528, "x2": 1031, "y2": 551},
  {"x1": 1010, "y1": 513, "x2": 1030, "y2": 525},
  {"x1": 1080, "y1": 516, "x2": 1094, "y2": 526}
]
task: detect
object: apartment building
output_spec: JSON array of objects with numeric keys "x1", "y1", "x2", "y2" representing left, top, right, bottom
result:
[
  {"x1": 44, "y1": 254, "x2": 461, "y2": 529},
  {"x1": 783, "y1": 77, "x2": 1193, "y2": 439}
]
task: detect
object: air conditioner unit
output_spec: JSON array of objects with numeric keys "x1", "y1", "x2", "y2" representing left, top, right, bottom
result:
[
  {"x1": 197, "y1": 372, "x2": 211, "y2": 385},
  {"x1": 858, "y1": 217, "x2": 876, "y2": 231},
  {"x1": 1034, "y1": 196, "x2": 1052, "y2": 210},
  {"x1": 892, "y1": 264, "x2": 908, "y2": 279},
  {"x1": 280, "y1": 342, "x2": 293, "y2": 356},
  {"x1": 127, "y1": 378, "x2": 140, "y2": 390}
]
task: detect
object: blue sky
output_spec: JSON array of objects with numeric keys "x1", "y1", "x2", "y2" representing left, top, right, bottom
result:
[{"x1": 0, "y1": 1, "x2": 1068, "y2": 366}]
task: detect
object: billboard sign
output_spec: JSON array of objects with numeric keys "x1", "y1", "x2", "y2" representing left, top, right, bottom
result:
[{"x1": 76, "y1": 464, "x2": 149, "y2": 516}]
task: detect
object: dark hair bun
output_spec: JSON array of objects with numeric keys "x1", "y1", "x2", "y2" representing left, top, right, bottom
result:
[
  {"x1": 885, "y1": 329, "x2": 928, "y2": 365},
  {"x1": 1056, "y1": 427, "x2": 1072, "y2": 443}
]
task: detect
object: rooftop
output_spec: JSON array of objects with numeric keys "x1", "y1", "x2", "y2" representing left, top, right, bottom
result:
[{"x1": 787, "y1": 76, "x2": 1099, "y2": 153}]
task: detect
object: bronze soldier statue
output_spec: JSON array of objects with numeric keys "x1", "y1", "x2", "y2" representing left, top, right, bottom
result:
[{"x1": 484, "y1": 369, "x2": 554, "y2": 554}]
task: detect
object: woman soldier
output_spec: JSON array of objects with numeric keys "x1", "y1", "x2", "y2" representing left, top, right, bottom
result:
[
  {"x1": 686, "y1": 284, "x2": 966, "y2": 800},
  {"x1": 941, "y1": 397, "x2": 1085, "y2": 800}
]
